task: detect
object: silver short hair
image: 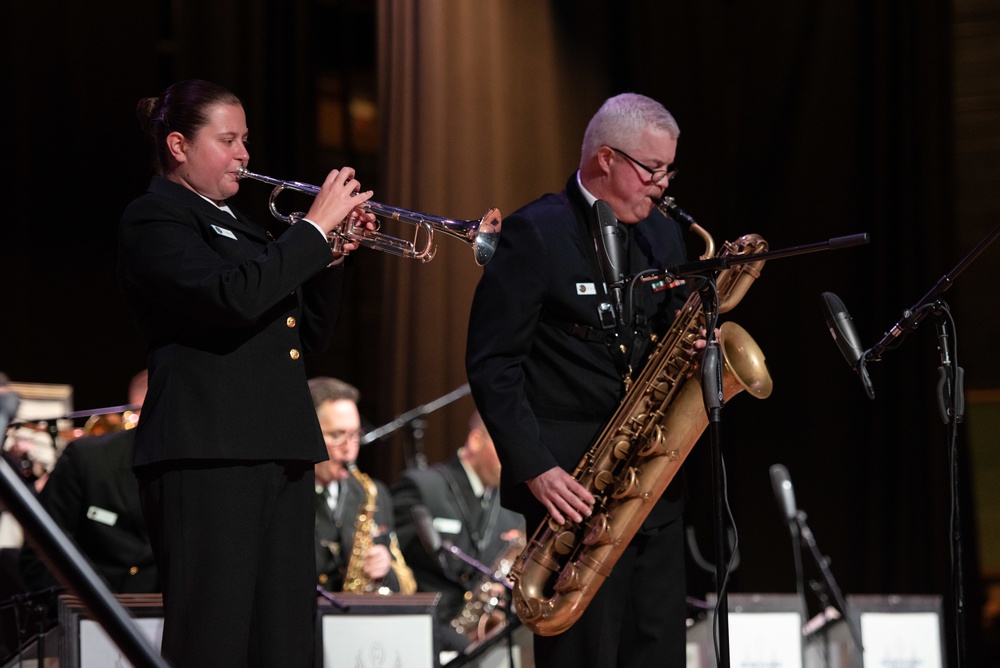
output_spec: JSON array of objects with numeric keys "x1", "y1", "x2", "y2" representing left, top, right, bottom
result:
[{"x1": 580, "y1": 93, "x2": 680, "y2": 168}]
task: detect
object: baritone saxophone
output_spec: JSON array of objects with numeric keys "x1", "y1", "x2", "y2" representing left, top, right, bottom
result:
[{"x1": 510, "y1": 203, "x2": 772, "y2": 636}]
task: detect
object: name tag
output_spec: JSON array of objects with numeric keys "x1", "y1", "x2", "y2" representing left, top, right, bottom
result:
[
  {"x1": 576, "y1": 282, "x2": 597, "y2": 295},
  {"x1": 433, "y1": 517, "x2": 463, "y2": 535},
  {"x1": 87, "y1": 506, "x2": 119, "y2": 527},
  {"x1": 211, "y1": 224, "x2": 238, "y2": 240}
]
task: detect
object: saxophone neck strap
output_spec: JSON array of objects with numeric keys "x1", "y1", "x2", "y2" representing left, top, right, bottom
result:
[{"x1": 538, "y1": 308, "x2": 648, "y2": 339}]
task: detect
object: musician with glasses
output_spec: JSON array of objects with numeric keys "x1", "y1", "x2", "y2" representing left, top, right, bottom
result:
[
  {"x1": 118, "y1": 79, "x2": 376, "y2": 667},
  {"x1": 308, "y1": 376, "x2": 412, "y2": 594},
  {"x1": 466, "y1": 93, "x2": 691, "y2": 667}
]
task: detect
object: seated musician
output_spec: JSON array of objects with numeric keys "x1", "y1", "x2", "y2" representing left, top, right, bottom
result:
[
  {"x1": 391, "y1": 411, "x2": 524, "y2": 654},
  {"x1": 18, "y1": 371, "x2": 157, "y2": 596},
  {"x1": 308, "y1": 376, "x2": 414, "y2": 594}
]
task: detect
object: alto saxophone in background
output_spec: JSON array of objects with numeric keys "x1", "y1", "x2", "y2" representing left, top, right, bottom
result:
[{"x1": 341, "y1": 462, "x2": 417, "y2": 595}]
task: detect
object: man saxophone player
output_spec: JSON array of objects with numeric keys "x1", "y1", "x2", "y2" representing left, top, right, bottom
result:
[
  {"x1": 466, "y1": 93, "x2": 691, "y2": 667},
  {"x1": 308, "y1": 376, "x2": 412, "y2": 594}
]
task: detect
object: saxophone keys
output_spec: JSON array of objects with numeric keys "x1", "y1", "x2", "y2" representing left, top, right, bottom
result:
[
  {"x1": 612, "y1": 437, "x2": 631, "y2": 460},
  {"x1": 594, "y1": 470, "x2": 615, "y2": 492},
  {"x1": 553, "y1": 561, "x2": 582, "y2": 593},
  {"x1": 554, "y1": 530, "x2": 577, "y2": 556},
  {"x1": 582, "y1": 512, "x2": 613, "y2": 547},
  {"x1": 611, "y1": 466, "x2": 641, "y2": 500},
  {"x1": 636, "y1": 425, "x2": 667, "y2": 457}
]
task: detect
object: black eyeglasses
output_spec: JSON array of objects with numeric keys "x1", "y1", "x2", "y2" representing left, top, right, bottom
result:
[
  {"x1": 327, "y1": 428, "x2": 365, "y2": 447},
  {"x1": 609, "y1": 147, "x2": 677, "y2": 184}
]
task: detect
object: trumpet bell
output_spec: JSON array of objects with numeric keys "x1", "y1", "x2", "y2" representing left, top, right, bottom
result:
[{"x1": 472, "y1": 208, "x2": 501, "y2": 266}]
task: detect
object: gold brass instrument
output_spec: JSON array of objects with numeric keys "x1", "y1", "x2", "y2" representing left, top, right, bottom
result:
[
  {"x1": 236, "y1": 167, "x2": 502, "y2": 265},
  {"x1": 83, "y1": 410, "x2": 139, "y2": 436},
  {"x1": 450, "y1": 531, "x2": 526, "y2": 644},
  {"x1": 509, "y1": 211, "x2": 772, "y2": 635},
  {"x1": 341, "y1": 463, "x2": 417, "y2": 595},
  {"x1": 659, "y1": 196, "x2": 714, "y2": 260}
]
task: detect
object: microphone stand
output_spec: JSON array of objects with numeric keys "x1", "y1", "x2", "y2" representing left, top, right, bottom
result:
[
  {"x1": 863, "y1": 222, "x2": 999, "y2": 366},
  {"x1": 651, "y1": 232, "x2": 870, "y2": 668},
  {"x1": 7, "y1": 403, "x2": 141, "y2": 429},
  {"x1": 850, "y1": 224, "x2": 999, "y2": 668},
  {"x1": 793, "y1": 510, "x2": 864, "y2": 655},
  {"x1": 361, "y1": 384, "x2": 471, "y2": 470}
]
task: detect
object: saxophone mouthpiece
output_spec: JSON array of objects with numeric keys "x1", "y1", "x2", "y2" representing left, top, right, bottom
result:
[{"x1": 658, "y1": 196, "x2": 697, "y2": 226}]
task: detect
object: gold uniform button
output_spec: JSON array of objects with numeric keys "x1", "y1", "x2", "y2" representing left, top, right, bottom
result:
[
  {"x1": 129, "y1": 566, "x2": 139, "y2": 576},
  {"x1": 286, "y1": 316, "x2": 297, "y2": 328},
  {"x1": 289, "y1": 348, "x2": 301, "y2": 360},
  {"x1": 318, "y1": 574, "x2": 329, "y2": 585}
]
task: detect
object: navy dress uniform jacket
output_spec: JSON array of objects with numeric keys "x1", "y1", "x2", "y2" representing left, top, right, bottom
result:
[
  {"x1": 466, "y1": 174, "x2": 689, "y2": 530},
  {"x1": 19, "y1": 430, "x2": 158, "y2": 594},
  {"x1": 118, "y1": 176, "x2": 338, "y2": 466}
]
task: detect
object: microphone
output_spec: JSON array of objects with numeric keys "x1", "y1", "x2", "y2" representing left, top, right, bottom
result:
[
  {"x1": 593, "y1": 200, "x2": 627, "y2": 326},
  {"x1": 820, "y1": 292, "x2": 875, "y2": 399},
  {"x1": 769, "y1": 464, "x2": 798, "y2": 524},
  {"x1": 411, "y1": 505, "x2": 503, "y2": 584},
  {"x1": 411, "y1": 505, "x2": 442, "y2": 555}
]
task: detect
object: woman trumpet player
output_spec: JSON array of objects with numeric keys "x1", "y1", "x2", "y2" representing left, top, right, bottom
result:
[
  {"x1": 119, "y1": 79, "x2": 376, "y2": 667},
  {"x1": 309, "y1": 377, "x2": 414, "y2": 594}
]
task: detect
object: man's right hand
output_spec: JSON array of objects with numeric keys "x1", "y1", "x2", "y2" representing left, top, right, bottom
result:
[{"x1": 526, "y1": 467, "x2": 595, "y2": 525}]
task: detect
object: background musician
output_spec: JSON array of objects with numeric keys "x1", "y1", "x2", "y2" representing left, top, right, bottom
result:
[
  {"x1": 309, "y1": 376, "x2": 412, "y2": 594},
  {"x1": 466, "y1": 93, "x2": 691, "y2": 668},
  {"x1": 391, "y1": 411, "x2": 524, "y2": 656},
  {"x1": 18, "y1": 370, "x2": 156, "y2": 597}
]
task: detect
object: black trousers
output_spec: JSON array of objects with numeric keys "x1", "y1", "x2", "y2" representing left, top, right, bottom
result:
[
  {"x1": 532, "y1": 514, "x2": 687, "y2": 668},
  {"x1": 137, "y1": 459, "x2": 316, "y2": 668}
]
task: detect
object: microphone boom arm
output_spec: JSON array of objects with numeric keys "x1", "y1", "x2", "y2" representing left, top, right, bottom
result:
[{"x1": 864, "y1": 222, "x2": 1000, "y2": 364}]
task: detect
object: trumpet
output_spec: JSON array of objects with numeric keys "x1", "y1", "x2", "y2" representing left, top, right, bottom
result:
[{"x1": 236, "y1": 167, "x2": 502, "y2": 265}]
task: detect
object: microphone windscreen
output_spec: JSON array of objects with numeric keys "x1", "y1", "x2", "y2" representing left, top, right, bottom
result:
[
  {"x1": 411, "y1": 505, "x2": 441, "y2": 555},
  {"x1": 769, "y1": 464, "x2": 798, "y2": 522},
  {"x1": 593, "y1": 200, "x2": 625, "y2": 283},
  {"x1": 820, "y1": 291, "x2": 866, "y2": 368}
]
